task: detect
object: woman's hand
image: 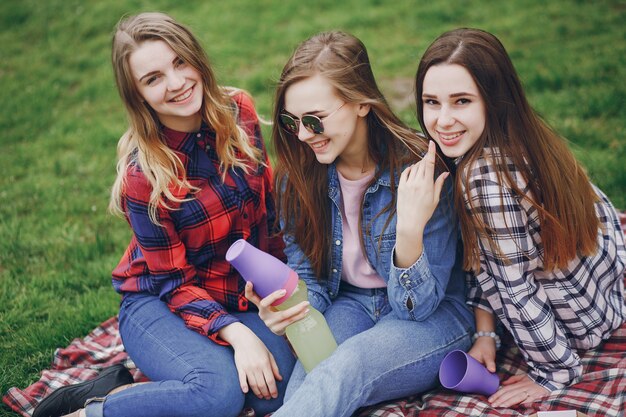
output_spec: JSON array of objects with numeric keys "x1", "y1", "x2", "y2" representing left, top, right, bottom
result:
[
  {"x1": 489, "y1": 373, "x2": 550, "y2": 408},
  {"x1": 468, "y1": 336, "x2": 497, "y2": 373},
  {"x1": 395, "y1": 140, "x2": 449, "y2": 267},
  {"x1": 244, "y1": 281, "x2": 309, "y2": 336},
  {"x1": 218, "y1": 322, "x2": 282, "y2": 400}
]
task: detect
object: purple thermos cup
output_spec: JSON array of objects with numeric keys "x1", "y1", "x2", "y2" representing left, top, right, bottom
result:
[
  {"x1": 439, "y1": 350, "x2": 500, "y2": 396},
  {"x1": 225, "y1": 239, "x2": 299, "y2": 306}
]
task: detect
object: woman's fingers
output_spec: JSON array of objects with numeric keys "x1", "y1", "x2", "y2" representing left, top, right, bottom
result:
[
  {"x1": 244, "y1": 282, "x2": 262, "y2": 306},
  {"x1": 255, "y1": 371, "x2": 272, "y2": 399},
  {"x1": 270, "y1": 352, "x2": 282, "y2": 382},
  {"x1": 501, "y1": 373, "x2": 526, "y2": 385},
  {"x1": 484, "y1": 354, "x2": 497, "y2": 373},
  {"x1": 259, "y1": 289, "x2": 288, "y2": 309},
  {"x1": 237, "y1": 366, "x2": 249, "y2": 394},
  {"x1": 262, "y1": 301, "x2": 309, "y2": 335},
  {"x1": 249, "y1": 372, "x2": 265, "y2": 399},
  {"x1": 433, "y1": 171, "x2": 449, "y2": 203},
  {"x1": 419, "y1": 140, "x2": 437, "y2": 179},
  {"x1": 262, "y1": 360, "x2": 279, "y2": 398},
  {"x1": 489, "y1": 374, "x2": 548, "y2": 408},
  {"x1": 404, "y1": 141, "x2": 442, "y2": 188},
  {"x1": 490, "y1": 388, "x2": 526, "y2": 408}
]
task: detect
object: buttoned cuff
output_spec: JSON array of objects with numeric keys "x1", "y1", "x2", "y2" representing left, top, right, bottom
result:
[{"x1": 390, "y1": 246, "x2": 430, "y2": 289}]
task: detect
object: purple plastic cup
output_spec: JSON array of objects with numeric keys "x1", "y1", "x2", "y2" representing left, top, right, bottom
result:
[
  {"x1": 225, "y1": 239, "x2": 298, "y2": 306},
  {"x1": 439, "y1": 350, "x2": 500, "y2": 396}
]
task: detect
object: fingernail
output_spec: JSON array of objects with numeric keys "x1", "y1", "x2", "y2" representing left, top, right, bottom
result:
[{"x1": 279, "y1": 289, "x2": 286, "y2": 296}]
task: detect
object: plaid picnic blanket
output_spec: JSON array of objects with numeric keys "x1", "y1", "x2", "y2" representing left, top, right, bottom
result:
[{"x1": 4, "y1": 213, "x2": 626, "y2": 417}]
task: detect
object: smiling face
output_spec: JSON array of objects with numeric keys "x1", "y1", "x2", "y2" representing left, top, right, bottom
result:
[
  {"x1": 283, "y1": 74, "x2": 370, "y2": 168},
  {"x1": 421, "y1": 64, "x2": 486, "y2": 158},
  {"x1": 129, "y1": 39, "x2": 203, "y2": 132}
]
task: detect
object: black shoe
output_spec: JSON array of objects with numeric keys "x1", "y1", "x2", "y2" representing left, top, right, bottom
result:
[{"x1": 33, "y1": 364, "x2": 134, "y2": 417}]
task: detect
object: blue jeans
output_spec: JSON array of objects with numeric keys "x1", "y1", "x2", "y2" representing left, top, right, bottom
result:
[
  {"x1": 85, "y1": 293, "x2": 296, "y2": 417},
  {"x1": 272, "y1": 282, "x2": 473, "y2": 417}
]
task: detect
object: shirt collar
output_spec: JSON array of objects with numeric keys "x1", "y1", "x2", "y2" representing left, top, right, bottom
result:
[{"x1": 161, "y1": 122, "x2": 215, "y2": 153}]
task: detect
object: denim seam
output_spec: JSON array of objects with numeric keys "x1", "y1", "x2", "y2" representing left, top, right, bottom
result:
[
  {"x1": 341, "y1": 328, "x2": 470, "y2": 417},
  {"x1": 122, "y1": 308, "x2": 202, "y2": 382}
]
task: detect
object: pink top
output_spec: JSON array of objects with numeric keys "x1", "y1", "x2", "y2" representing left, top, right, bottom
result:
[{"x1": 337, "y1": 170, "x2": 386, "y2": 289}]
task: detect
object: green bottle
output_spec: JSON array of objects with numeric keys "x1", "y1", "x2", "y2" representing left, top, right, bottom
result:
[
  {"x1": 226, "y1": 239, "x2": 337, "y2": 372},
  {"x1": 275, "y1": 279, "x2": 337, "y2": 372}
]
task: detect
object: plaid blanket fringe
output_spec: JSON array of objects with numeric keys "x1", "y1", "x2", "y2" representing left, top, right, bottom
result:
[{"x1": 4, "y1": 213, "x2": 626, "y2": 417}]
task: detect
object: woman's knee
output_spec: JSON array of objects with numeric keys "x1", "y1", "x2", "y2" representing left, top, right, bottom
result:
[{"x1": 183, "y1": 372, "x2": 244, "y2": 417}]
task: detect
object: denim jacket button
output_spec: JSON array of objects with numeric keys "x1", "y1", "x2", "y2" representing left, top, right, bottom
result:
[
  {"x1": 335, "y1": 240, "x2": 341, "y2": 246},
  {"x1": 332, "y1": 268, "x2": 338, "y2": 273}
]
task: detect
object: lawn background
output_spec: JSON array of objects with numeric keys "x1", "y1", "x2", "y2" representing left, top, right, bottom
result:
[{"x1": 1, "y1": 0, "x2": 625, "y2": 414}]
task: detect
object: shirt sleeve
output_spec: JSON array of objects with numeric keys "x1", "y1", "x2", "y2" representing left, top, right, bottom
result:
[
  {"x1": 387, "y1": 179, "x2": 461, "y2": 320},
  {"x1": 467, "y1": 175, "x2": 582, "y2": 390},
  {"x1": 466, "y1": 271, "x2": 493, "y2": 313},
  {"x1": 123, "y1": 169, "x2": 239, "y2": 345}
]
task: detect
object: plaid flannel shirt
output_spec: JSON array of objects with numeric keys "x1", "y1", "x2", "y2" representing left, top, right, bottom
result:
[
  {"x1": 464, "y1": 148, "x2": 626, "y2": 391},
  {"x1": 112, "y1": 92, "x2": 285, "y2": 345}
]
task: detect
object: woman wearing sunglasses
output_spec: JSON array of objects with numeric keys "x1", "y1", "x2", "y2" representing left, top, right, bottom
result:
[{"x1": 244, "y1": 31, "x2": 474, "y2": 417}]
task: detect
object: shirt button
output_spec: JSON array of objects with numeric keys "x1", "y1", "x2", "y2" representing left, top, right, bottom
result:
[
  {"x1": 402, "y1": 273, "x2": 409, "y2": 278},
  {"x1": 332, "y1": 268, "x2": 338, "y2": 273},
  {"x1": 335, "y1": 240, "x2": 341, "y2": 246},
  {"x1": 405, "y1": 280, "x2": 411, "y2": 284},
  {"x1": 196, "y1": 133, "x2": 202, "y2": 138}
]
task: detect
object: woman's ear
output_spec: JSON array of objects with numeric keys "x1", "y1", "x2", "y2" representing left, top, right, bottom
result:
[{"x1": 357, "y1": 103, "x2": 371, "y2": 117}]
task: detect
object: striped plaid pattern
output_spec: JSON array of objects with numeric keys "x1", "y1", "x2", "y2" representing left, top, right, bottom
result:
[
  {"x1": 111, "y1": 92, "x2": 285, "y2": 344},
  {"x1": 463, "y1": 150, "x2": 625, "y2": 390},
  {"x1": 357, "y1": 322, "x2": 626, "y2": 417},
  {"x1": 3, "y1": 219, "x2": 624, "y2": 416},
  {"x1": 4, "y1": 213, "x2": 625, "y2": 417}
]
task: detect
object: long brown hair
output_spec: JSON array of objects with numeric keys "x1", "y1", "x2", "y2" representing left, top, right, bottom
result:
[
  {"x1": 415, "y1": 28, "x2": 599, "y2": 272},
  {"x1": 109, "y1": 12, "x2": 262, "y2": 223},
  {"x1": 273, "y1": 31, "x2": 431, "y2": 280}
]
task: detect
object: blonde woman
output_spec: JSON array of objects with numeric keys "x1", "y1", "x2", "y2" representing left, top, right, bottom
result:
[{"x1": 33, "y1": 12, "x2": 294, "y2": 417}]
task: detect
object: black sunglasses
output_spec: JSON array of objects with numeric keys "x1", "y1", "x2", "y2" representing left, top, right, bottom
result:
[{"x1": 279, "y1": 102, "x2": 346, "y2": 135}]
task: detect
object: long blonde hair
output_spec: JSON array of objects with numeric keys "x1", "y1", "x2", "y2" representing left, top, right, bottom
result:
[
  {"x1": 273, "y1": 31, "x2": 434, "y2": 279},
  {"x1": 109, "y1": 12, "x2": 262, "y2": 223},
  {"x1": 415, "y1": 28, "x2": 599, "y2": 271}
]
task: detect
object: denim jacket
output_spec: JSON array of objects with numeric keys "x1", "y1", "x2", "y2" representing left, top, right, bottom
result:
[{"x1": 283, "y1": 163, "x2": 472, "y2": 323}]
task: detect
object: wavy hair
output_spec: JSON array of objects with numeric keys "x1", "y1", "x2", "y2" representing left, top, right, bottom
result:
[
  {"x1": 273, "y1": 31, "x2": 434, "y2": 280},
  {"x1": 415, "y1": 28, "x2": 599, "y2": 271},
  {"x1": 109, "y1": 12, "x2": 262, "y2": 223}
]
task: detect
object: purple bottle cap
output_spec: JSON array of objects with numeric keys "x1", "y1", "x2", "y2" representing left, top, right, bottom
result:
[{"x1": 226, "y1": 239, "x2": 298, "y2": 305}]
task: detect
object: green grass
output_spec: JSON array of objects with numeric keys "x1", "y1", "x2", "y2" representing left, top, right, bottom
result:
[{"x1": 1, "y1": 0, "x2": 624, "y2": 414}]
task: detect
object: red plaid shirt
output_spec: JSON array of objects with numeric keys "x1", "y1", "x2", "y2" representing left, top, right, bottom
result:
[{"x1": 112, "y1": 92, "x2": 285, "y2": 344}]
